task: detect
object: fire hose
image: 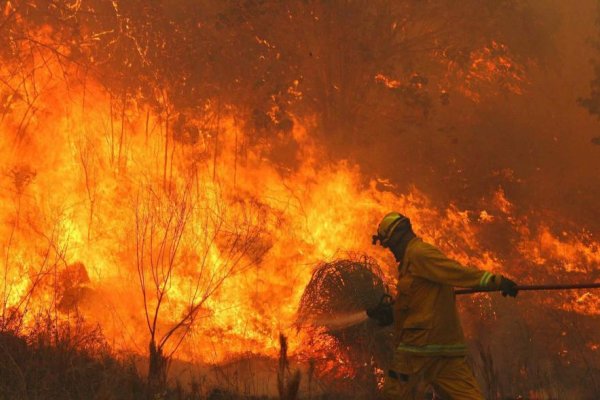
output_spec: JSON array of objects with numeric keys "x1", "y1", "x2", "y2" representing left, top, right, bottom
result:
[
  {"x1": 365, "y1": 283, "x2": 600, "y2": 327},
  {"x1": 454, "y1": 282, "x2": 600, "y2": 295}
]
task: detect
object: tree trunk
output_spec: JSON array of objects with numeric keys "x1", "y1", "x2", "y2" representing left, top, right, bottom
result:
[
  {"x1": 277, "y1": 334, "x2": 301, "y2": 400},
  {"x1": 147, "y1": 340, "x2": 167, "y2": 399}
]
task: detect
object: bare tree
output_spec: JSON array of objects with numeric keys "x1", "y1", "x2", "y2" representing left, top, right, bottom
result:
[
  {"x1": 134, "y1": 180, "x2": 267, "y2": 397},
  {"x1": 0, "y1": 165, "x2": 67, "y2": 333}
]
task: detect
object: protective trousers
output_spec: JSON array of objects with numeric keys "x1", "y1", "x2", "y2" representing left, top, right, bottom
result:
[{"x1": 382, "y1": 355, "x2": 484, "y2": 400}]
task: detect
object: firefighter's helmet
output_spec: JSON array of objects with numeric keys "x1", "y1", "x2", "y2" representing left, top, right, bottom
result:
[{"x1": 372, "y1": 212, "x2": 410, "y2": 247}]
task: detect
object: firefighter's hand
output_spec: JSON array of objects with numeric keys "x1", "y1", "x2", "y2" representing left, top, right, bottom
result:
[
  {"x1": 499, "y1": 276, "x2": 519, "y2": 297},
  {"x1": 366, "y1": 295, "x2": 394, "y2": 326}
]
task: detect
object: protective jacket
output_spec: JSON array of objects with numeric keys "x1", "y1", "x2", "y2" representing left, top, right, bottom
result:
[{"x1": 394, "y1": 237, "x2": 502, "y2": 357}]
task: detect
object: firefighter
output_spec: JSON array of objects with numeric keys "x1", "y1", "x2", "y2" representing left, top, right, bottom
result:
[{"x1": 368, "y1": 212, "x2": 518, "y2": 400}]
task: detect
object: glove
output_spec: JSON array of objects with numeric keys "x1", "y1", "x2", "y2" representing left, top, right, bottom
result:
[
  {"x1": 366, "y1": 294, "x2": 394, "y2": 327},
  {"x1": 499, "y1": 276, "x2": 519, "y2": 297}
]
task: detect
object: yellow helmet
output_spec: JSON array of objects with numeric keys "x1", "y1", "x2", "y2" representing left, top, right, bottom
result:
[{"x1": 372, "y1": 212, "x2": 410, "y2": 246}]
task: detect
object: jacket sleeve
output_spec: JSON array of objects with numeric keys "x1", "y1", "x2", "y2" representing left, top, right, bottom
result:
[{"x1": 409, "y1": 242, "x2": 502, "y2": 289}]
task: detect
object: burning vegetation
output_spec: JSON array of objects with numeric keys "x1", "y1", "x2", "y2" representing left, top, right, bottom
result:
[
  {"x1": 0, "y1": 0, "x2": 599, "y2": 399},
  {"x1": 296, "y1": 256, "x2": 392, "y2": 397}
]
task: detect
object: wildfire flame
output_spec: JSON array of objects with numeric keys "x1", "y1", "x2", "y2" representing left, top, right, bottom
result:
[{"x1": 0, "y1": 12, "x2": 598, "y2": 380}]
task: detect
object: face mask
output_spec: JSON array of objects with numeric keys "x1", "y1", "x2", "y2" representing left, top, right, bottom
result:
[{"x1": 389, "y1": 229, "x2": 416, "y2": 263}]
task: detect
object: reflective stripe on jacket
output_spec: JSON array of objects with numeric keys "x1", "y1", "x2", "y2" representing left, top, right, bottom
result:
[{"x1": 394, "y1": 237, "x2": 502, "y2": 357}]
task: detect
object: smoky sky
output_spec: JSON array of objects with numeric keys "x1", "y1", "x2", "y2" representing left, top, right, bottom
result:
[{"x1": 343, "y1": 0, "x2": 600, "y2": 236}]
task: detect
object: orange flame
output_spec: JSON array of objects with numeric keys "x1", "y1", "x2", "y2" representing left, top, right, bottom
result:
[{"x1": 0, "y1": 28, "x2": 597, "y2": 372}]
